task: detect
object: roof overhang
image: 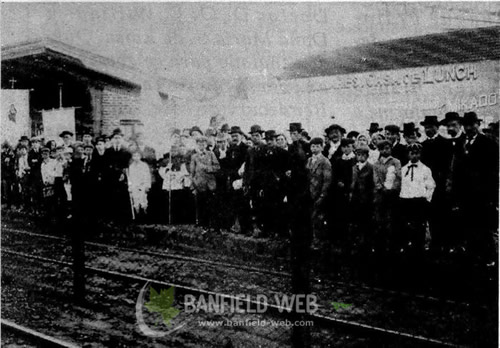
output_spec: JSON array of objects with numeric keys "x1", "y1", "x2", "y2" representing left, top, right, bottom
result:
[
  {"x1": 281, "y1": 26, "x2": 500, "y2": 80},
  {"x1": 2, "y1": 38, "x2": 142, "y2": 89}
]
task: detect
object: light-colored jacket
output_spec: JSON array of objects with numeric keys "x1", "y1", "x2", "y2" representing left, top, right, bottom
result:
[
  {"x1": 306, "y1": 153, "x2": 332, "y2": 203},
  {"x1": 190, "y1": 150, "x2": 220, "y2": 192}
]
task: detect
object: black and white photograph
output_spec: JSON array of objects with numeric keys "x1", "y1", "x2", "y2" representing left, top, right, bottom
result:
[{"x1": 1, "y1": 2, "x2": 499, "y2": 347}]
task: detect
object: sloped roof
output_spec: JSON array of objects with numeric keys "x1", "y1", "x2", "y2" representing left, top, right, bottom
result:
[
  {"x1": 281, "y1": 26, "x2": 500, "y2": 80},
  {"x1": 2, "y1": 37, "x2": 144, "y2": 87}
]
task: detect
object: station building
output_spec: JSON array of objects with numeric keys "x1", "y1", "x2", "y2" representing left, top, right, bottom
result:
[
  {"x1": 1, "y1": 38, "x2": 185, "y2": 146},
  {"x1": 178, "y1": 26, "x2": 499, "y2": 137}
]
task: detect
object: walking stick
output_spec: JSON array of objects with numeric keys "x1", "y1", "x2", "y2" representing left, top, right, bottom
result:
[
  {"x1": 126, "y1": 169, "x2": 135, "y2": 220},
  {"x1": 168, "y1": 150, "x2": 172, "y2": 225},
  {"x1": 194, "y1": 192, "x2": 199, "y2": 225}
]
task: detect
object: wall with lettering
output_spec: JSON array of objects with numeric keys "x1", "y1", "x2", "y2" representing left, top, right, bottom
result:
[{"x1": 174, "y1": 60, "x2": 499, "y2": 137}]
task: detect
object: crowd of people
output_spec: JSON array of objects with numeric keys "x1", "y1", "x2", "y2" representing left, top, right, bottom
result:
[{"x1": 1, "y1": 111, "x2": 498, "y2": 266}]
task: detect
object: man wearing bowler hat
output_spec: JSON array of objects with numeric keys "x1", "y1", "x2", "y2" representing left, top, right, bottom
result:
[
  {"x1": 420, "y1": 115, "x2": 451, "y2": 253},
  {"x1": 104, "y1": 128, "x2": 132, "y2": 222},
  {"x1": 455, "y1": 112, "x2": 498, "y2": 264},
  {"x1": 384, "y1": 125, "x2": 408, "y2": 165},
  {"x1": 60, "y1": 130, "x2": 74, "y2": 150},
  {"x1": 226, "y1": 126, "x2": 251, "y2": 234},
  {"x1": 243, "y1": 125, "x2": 267, "y2": 236},
  {"x1": 287, "y1": 122, "x2": 312, "y2": 295},
  {"x1": 368, "y1": 122, "x2": 383, "y2": 137},
  {"x1": 323, "y1": 124, "x2": 345, "y2": 163},
  {"x1": 259, "y1": 130, "x2": 290, "y2": 237}
]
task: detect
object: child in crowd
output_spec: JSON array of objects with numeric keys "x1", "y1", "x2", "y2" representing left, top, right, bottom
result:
[
  {"x1": 128, "y1": 151, "x2": 152, "y2": 219},
  {"x1": 399, "y1": 143, "x2": 435, "y2": 253},
  {"x1": 373, "y1": 140, "x2": 402, "y2": 253},
  {"x1": 306, "y1": 137, "x2": 332, "y2": 249},
  {"x1": 332, "y1": 138, "x2": 357, "y2": 245},
  {"x1": 159, "y1": 149, "x2": 192, "y2": 224},
  {"x1": 350, "y1": 145, "x2": 375, "y2": 254},
  {"x1": 40, "y1": 148, "x2": 56, "y2": 214}
]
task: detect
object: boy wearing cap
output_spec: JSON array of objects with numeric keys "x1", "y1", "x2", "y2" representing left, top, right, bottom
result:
[
  {"x1": 350, "y1": 145, "x2": 375, "y2": 260},
  {"x1": 331, "y1": 138, "x2": 356, "y2": 245},
  {"x1": 399, "y1": 143, "x2": 435, "y2": 254},
  {"x1": 373, "y1": 140, "x2": 402, "y2": 253},
  {"x1": 306, "y1": 137, "x2": 332, "y2": 249}
]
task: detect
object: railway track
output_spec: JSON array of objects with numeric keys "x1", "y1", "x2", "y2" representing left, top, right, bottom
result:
[
  {"x1": 2, "y1": 248, "x2": 463, "y2": 347},
  {"x1": 2, "y1": 226, "x2": 483, "y2": 309},
  {"x1": 1, "y1": 319, "x2": 80, "y2": 348}
]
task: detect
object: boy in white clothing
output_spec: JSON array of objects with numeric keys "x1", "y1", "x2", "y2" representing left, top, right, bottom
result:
[
  {"x1": 128, "y1": 151, "x2": 152, "y2": 218},
  {"x1": 400, "y1": 143, "x2": 435, "y2": 253}
]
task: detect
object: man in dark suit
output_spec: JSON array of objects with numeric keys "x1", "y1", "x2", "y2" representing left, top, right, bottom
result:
[
  {"x1": 385, "y1": 125, "x2": 408, "y2": 165},
  {"x1": 323, "y1": 124, "x2": 345, "y2": 163},
  {"x1": 287, "y1": 122, "x2": 312, "y2": 299},
  {"x1": 28, "y1": 137, "x2": 43, "y2": 213},
  {"x1": 226, "y1": 126, "x2": 251, "y2": 234},
  {"x1": 420, "y1": 116, "x2": 450, "y2": 253},
  {"x1": 455, "y1": 112, "x2": 498, "y2": 264},
  {"x1": 243, "y1": 125, "x2": 267, "y2": 236},
  {"x1": 439, "y1": 112, "x2": 466, "y2": 251},
  {"x1": 104, "y1": 128, "x2": 132, "y2": 222},
  {"x1": 213, "y1": 133, "x2": 232, "y2": 230},
  {"x1": 259, "y1": 130, "x2": 290, "y2": 238}
]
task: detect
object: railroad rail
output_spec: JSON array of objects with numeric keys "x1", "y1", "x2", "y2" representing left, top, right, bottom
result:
[
  {"x1": 3, "y1": 248, "x2": 463, "y2": 347},
  {"x1": 2, "y1": 227, "x2": 483, "y2": 309},
  {"x1": 1, "y1": 319, "x2": 80, "y2": 348}
]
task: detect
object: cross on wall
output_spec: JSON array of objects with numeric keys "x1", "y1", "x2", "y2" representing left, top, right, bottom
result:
[{"x1": 9, "y1": 78, "x2": 17, "y2": 89}]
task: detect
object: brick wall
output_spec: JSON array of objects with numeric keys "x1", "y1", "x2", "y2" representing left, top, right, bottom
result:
[{"x1": 101, "y1": 85, "x2": 141, "y2": 135}]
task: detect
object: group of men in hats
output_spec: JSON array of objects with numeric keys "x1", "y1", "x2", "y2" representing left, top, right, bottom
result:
[{"x1": 1, "y1": 111, "x2": 498, "y2": 266}]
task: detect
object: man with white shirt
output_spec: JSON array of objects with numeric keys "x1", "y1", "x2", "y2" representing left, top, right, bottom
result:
[{"x1": 399, "y1": 143, "x2": 435, "y2": 253}]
